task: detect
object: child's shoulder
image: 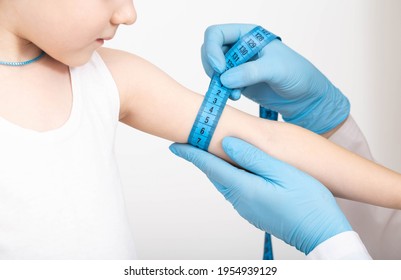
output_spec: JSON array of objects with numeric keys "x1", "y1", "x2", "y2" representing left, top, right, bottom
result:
[
  {"x1": 97, "y1": 47, "x2": 165, "y2": 83},
  {"x1": 97, "y1": 47, "x2": 147, "y2": 77},
  {"x1": 97, "y1": 48, "x2": 145, "y2": 121},
  {"x1": 96, "y1": 47, "x2": 173, "y2": 121}
]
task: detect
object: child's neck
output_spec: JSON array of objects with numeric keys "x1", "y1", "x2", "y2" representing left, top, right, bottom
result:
[
  {"x1": 0, "y1": 53, "x2": 73, "y2": 133},
  {"x1": 0, "y1": 28, "x2": 42, "y2": 62}
]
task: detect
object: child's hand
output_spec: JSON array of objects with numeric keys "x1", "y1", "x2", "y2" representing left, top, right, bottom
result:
[
  {"x1": 170, "y1": 137, "x2": 352, "y2": 255},
  {"x1": 201, "y1": 23, "x2": 350, "y2": 134}
]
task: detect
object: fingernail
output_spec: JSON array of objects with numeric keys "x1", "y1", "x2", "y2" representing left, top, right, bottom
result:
[
  {"x1": 208, "y1": 54, "x2": 225, "y2": 74},
  {"x1": 220, "y1": 71, "x2": 237, "y2": 88},
  {"x1": 230, "y1": 89, "x2": 241, "y2": 101}
]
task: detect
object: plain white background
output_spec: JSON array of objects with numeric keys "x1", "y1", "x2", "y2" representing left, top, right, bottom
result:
[{"x1": 105, "y1": 0, "x2": 401, "y2": 259}]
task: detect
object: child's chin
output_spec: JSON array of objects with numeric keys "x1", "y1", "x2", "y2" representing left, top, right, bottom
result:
[{"x1": 60, "y1": 52, "x2": 94, "y2": 67}]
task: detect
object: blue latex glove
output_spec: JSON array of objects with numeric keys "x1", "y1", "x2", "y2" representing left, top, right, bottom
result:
[
  {"x1": 169, "y1": 137, "x2": 352, "y2": 255},
  {"x1": 201, "y1": 24, "x2": 350, "y2": 134}
]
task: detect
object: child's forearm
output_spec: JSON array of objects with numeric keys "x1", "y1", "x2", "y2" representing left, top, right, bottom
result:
[{"x1": 213, "y1": 106, "x2": 401, "y2": 209}]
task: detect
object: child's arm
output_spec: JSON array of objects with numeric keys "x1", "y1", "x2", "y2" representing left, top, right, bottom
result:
[{"x1": 98, "y1": 48, "x2": 401, "y2": 209}]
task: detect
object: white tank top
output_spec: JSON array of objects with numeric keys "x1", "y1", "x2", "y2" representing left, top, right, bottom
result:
[{"x1": 0, "y1": 52, "x2": 137, "y2": 259}]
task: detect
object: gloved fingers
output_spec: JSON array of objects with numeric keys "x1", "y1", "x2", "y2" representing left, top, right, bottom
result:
[
  {"x1": 169, "y1": 143, "x2": 219, "y2": 177},
  {"x1": 229, "y1": 89, "x2": 242, "y2": 101},
  {"x1": 240, "y1": 83, "x2": 293, "y2": 116},
  {"x1": 201, "y1": 44, "x2": 241, "y2": 97},
  {"x1": 201, "y1": 44, "x2": 216, "y2": 78},
  {"x1": 241, "y1": 82, "x2": 276, "y2": 105},
  {"x1": 219, "y1": 39, "x2": 288, "y2": 88},
  {"x1": 203, "y1": 24, "x2": 257, "y2": 73},
  {"x1": 208, "y1": 179, "x2": 241, "y2": 205},
  {"x1": 169, "y1": 143, "x2": 258, "y2": 194},
  {"x1": 220, "y1": 58, "x2": 270, "y2": 89},
  {"x1": 201, "y1": 43, "x2": 242, "y2": 100},
  {"x1": 222, "y1": 137, "x2": 302, "y2": 188}
]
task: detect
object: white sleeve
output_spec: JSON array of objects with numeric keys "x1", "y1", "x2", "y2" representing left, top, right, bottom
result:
[
  {"x1": 329, "y1": 115, "x2": 374, "y2": 160},
  {"x1": 306, "y1": 231, "x2": 372, "y2": 260}
]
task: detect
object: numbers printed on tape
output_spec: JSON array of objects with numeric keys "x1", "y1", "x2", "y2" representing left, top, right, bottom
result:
[{"x1": 188, "y1": 26, "x2": 280, "y2": 150}]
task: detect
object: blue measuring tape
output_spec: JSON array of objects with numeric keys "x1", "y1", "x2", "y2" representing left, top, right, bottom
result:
[
  {"x1": 188, "y1": 26, "x2": 280, "y2": 150},
  {"x1": 187, "y1": 26, "x2": 280, "y2": 260},
  {"x1": 260, "y1": 106, "x2": 278, "y2": 260}
]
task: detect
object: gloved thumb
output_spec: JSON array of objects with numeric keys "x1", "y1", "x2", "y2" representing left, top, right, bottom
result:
[
  {"x1": 169, "y1": 143, "x2": 252, "y2": 199},
  {"x1": 201, "y1": 44, "x2": 218, "y2": 78},
  {"x1": 222, "y1": 137, "x2": 296, "y2": 187},
  {"x1": 220, "y1": 59, "x2": 271, "y2": 89}
]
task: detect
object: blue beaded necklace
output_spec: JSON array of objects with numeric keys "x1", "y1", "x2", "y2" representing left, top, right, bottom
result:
[{"x1": 0, "y1": 51, "x2": 46, "y2": 66}]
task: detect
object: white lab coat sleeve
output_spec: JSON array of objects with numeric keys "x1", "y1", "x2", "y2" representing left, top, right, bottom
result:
[
  {"x1": 328, "y1": 115, "x2": 374, "y2": 160},
  {"x1": 306, "y1": 231, "x2": 372, "y2": 260}
]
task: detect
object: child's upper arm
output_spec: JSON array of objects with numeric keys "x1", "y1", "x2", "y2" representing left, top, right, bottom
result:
[
  {"x1": 97, "y1": 47, "x2": 265, "y2": 159},
  {"x1": 97, "y1": 47, "x2": 158, "y2": 122},
  {"x1": 98, "y1": 47, "x2": 219, "y2": 145}
]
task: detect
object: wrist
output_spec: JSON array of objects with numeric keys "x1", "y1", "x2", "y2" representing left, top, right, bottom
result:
[
  {"x1": 321, "y1": 117, "x2": 349, "y2": 138},
  {"x1": 301, "y1": 215, "x2": 352, "y2": 255},
  {"x1": 315, "y1": 218, "x2": 353, "y2": 252},
  {"x1": 307, "y1": 231, "x2": 371, "y2": 259},
  {"x1": 284, "y1": 85, "x2": 350, "y2": 134}
]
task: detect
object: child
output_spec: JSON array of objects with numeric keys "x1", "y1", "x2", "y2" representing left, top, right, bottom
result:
[{"x1": 1, "y1": 0, "x2": 400, "y2": 259}]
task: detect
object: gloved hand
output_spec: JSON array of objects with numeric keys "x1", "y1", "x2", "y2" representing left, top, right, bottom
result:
[
  {"x1": 169, "y1": 137, "x2": 352, "y2": 255},
  {"x1": 201, "y1": 24, "x2": 350, "y2": 134}
]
